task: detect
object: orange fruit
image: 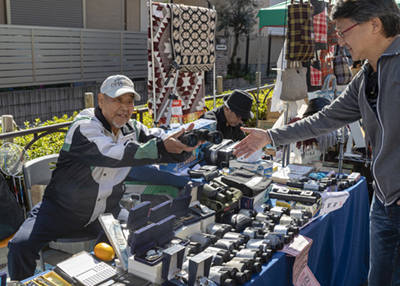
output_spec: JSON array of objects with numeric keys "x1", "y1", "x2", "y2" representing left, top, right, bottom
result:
[{"x1": 94, "y1": 242, "x2": 115, "y2": 261}]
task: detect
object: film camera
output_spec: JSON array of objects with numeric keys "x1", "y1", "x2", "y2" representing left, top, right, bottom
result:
[{"x1": 179, "y1": 129, "x2": 223, "y2": 147}]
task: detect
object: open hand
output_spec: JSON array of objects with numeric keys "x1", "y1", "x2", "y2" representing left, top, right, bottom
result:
[
  {"x1": 233, "y1": 127, "x2": 272, "y2": 158},
  {"x1": 163, "y1": 123, "x2": 203, "y2": 153}
]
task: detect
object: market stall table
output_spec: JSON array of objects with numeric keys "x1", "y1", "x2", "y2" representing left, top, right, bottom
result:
[{"x1": 245, "y1": 177, "x2": 370, "y2": 286}]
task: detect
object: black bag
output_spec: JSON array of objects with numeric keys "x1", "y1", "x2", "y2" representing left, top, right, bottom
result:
[
  {"x1": 221, "y1": 168, "x2": 272, "y2": 197},
  {"x1": 0, "y1": 173, "x2": 24, "y2": 240}
]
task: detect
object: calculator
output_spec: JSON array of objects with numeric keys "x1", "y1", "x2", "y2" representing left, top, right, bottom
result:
[
  {"x1": 74, "y1": 262, "x2": 119, "y2": 286},
  {"x1": 55, "y1": 252, "x2": 118, "y2": 286}
]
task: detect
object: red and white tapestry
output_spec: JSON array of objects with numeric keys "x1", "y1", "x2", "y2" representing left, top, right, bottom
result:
[{"x1": 148, "y1": 3, "x2": 206, "y2": 124}]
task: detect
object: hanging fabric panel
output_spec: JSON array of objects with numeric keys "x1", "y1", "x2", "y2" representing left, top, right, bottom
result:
[
  {"x1": 148, "y1": 3, "x2": 206, "y2": 124},
  {"x1": 170, "y1": 4, "x2": 217, "y2": 73}
]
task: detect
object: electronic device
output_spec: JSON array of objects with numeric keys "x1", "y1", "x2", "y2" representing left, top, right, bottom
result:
[
  {"x1": 204, "y1": 139, "x2": 239, "y2": 168},
  {"x1": 55, "y1": 252, "x2": 118, "y2": 286},
  {"x1": 179, "y1": 129, "x2": 223, "y2": 147}
]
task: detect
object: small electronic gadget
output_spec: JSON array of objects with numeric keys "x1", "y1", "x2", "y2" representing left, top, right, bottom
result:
[{"x1": 55, "y1": 252, "x2": 118, "y2": 286}]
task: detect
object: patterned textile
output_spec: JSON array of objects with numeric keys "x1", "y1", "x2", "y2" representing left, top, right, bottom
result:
[
  {"x1": 148, "y1": 3, "x2": 206, "y2": 124},
  {"x1": 327, "y1": 5, "x2": 338, "y2": 46},
  {"x1": 310, "y1": 65, "x2": 322, "y2": 86},
  {"x1": 313, "y1": 10, "x2": 327, "y2": 50},
  {"x1": 285, "y1": 0, "x2": 315, "y2": 61},
  {"x1": 332, "y1": 45, "x2": 352, "y2": 85},
  {"x1": 320, "y1": 49, "x2": 333, "y2": 86},
  {"x1": 170, "y1": 4, "x2": 217, "y2": 73}
]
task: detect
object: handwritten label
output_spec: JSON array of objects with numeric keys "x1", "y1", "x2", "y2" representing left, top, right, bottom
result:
[{"x1": 279, "y1": 235, "x2": 320, "y2": 286}]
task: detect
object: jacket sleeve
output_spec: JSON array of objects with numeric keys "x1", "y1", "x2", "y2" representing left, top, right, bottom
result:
[
  {"x1": 269, "y1": 76, "x2": 363, "y2": 146},
  {"x1": 61, "y1": 119, "x2": 169, "y2": 168}
]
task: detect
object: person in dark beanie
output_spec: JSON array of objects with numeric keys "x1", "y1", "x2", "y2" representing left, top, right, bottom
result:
[
  {"x1": 234, "y1": 1, "x2": 400, "y2": 285},
  {"x1": 200, "y1": 90, "x2": 254, "y2": 141}
]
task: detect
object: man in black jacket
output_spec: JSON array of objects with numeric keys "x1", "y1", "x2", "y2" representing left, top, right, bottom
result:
[{"x1": 200, "y1": 90, "x2": 254, "y2": 141}]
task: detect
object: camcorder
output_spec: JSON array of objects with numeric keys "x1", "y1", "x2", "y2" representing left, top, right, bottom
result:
[
  {"x1": 204, "y1": 139, "x2": 239, "y2": 168},
  {"x1": 179, "y1": 129, "x2": 223, "y2": 147}
]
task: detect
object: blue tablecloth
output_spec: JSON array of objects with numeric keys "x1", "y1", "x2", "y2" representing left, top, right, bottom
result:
[{"x1": 247, "y1": 177, "x2": 370, "y2": 286}]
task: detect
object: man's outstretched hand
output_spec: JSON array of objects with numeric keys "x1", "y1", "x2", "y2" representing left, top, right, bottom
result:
[
  {"x1": 163, "y1": 123, "x2": 203, "y2": 153},
  {"x1": 233, "y1": 127, "x2": 272, "y2": 158}
]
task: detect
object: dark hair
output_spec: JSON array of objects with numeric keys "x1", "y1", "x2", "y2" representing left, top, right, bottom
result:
[{"x1": 330, "y1": 0, "x2": 400, "y2": 38}]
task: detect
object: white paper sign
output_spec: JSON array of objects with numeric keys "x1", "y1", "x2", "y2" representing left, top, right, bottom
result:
[{"x1": 319, "y1": 191, "x2": 350, "y2": 216}]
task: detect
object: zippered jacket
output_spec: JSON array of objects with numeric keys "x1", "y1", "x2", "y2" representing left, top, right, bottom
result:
[
  {"x1": 269, "y1": 35, "x2": 400, "y2": 206},
  {"x1": 43, "y1": 106, "x2": 191, "y2": 225}
]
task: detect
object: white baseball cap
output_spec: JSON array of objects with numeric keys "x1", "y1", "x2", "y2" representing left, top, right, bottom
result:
[{"x1": 100, "y1": 75, "x2": 141, "y2": 100}]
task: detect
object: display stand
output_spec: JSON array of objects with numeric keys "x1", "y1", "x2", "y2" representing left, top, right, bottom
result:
[{"x1": 155, "y1": 61, "x2": 182, "y2": 128}]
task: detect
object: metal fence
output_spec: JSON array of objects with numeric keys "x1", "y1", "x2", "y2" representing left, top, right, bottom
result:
[{"x1": 0, "y1": 24, "x2": 147, "y2": 89}]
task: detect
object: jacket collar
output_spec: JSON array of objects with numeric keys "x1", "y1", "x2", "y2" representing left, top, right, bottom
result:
[{"x1": 95, "y1": 106, "x2": 135, "y2": 136}]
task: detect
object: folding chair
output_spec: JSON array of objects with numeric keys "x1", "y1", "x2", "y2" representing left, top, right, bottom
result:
[{"x1": 23, "y1": 154, "x2": 97, "y2": 271}]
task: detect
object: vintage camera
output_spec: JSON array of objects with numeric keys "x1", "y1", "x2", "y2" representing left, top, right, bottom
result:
[
  {"x1": 210, "y1": 265, "x2": 250, "y2": 285},
  {"x1": 220, "y1": 213, "x2": 253, "y2": 232},
  {"x1": 224, "y1": 257, "x2": 262, "y2": 274},
  {"x1": 206, "y1": 223, "x2": 233, "y2": 238},
  {"x1": 222, "y1": 232, "x2": 250, "y2": 244},
  {"x1": 179, "y1": 129, "x2": 223, "y2": 147},
  {"x1": 189, "y1": 232, "x2": 219, "y2": 252},
  {"x1": 204, "y1": 139, "x2": 239, "y2": 168}
]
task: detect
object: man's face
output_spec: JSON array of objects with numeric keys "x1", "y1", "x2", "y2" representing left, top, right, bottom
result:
[
  {"x1": 336, "y1": 18, "x2": 369, "y2": 61},
  {"x1": 224, "y1": 107, "x2": 243, "y2": 127},
  {"x1": 98, "y1": 93, "x2": 135, "y2": 134}
]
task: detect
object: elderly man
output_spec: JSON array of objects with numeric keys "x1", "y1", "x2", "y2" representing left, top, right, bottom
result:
[
  {"x1": 8, "y1": 75, "x2": 199, "y2": 281},
  {"x1": 234, "y1": 1, "x2": 400, "y2": 284},
  {"x1": 200, "y1": 90, "x2": 254, "y2": 141}
]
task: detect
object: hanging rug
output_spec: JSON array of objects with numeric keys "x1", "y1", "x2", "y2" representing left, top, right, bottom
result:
[{"x1": 170, "y1": 4, "x2": 217, "y2": 73}]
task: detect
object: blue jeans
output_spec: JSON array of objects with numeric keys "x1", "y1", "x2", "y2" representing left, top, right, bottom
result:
[{"x1": 369, "y1": 195, "x2": 400, "y2": 286}]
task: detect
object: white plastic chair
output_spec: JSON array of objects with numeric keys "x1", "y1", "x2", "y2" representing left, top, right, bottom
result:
[{"x1": 23, "y1": 154, "x2": 97, "y2": 271}]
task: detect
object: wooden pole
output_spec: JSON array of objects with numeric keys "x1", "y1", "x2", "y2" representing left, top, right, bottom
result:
[
  {"x1": 217, "y1": 76, "x2": 223, "y2": 95},
  {"x1": 84, "y1": 92, "x2": 94, "y2": 108},
  {"x1": 1, "y1": 115, "x2": 14, "y2": 143}
]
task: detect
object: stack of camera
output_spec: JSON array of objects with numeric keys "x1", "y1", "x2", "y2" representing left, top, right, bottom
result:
[{"x1": 165, "y1": 202, "x2": 310, "y2": 286}]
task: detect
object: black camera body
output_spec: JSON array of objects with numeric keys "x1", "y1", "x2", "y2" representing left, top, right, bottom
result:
[{"x1": 204, "y1": 139, "x2": 239, "y2": 168}]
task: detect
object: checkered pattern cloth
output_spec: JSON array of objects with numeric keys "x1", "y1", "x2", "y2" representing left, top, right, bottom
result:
[
  {"x1": 327, "y1": 5, "x2": 338, "y2": 45},
  {"x1": 320, "y1": 49, "x2": 333, "y2": 86},
  {"x1": 314, "y1": 10, "x2": 327, "y2": 44},
  {"x1": 285, "y1": 1, "x2": 315, "y2": 61},
  {"x1": 310, "y1": 65, "x2": 322, "y2": 86},
  {"x1": 333, "y1": 45, "x2": 352, "y2": 85}
]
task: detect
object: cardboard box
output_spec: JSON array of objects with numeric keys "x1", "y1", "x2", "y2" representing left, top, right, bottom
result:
[
  {"x1": 128, "y1": 256, "x2": 164, "y2": 284},
  {"x1": 294, "y1": 198, "x2": 321, "y2": 218},
  {"x1": 266, "y1": 98, "x2": 281, "y2": 120},
  {"x1": 240, "y1": 188, "x2": 270, "y2": 209},
  {"x1": 124, "y1": 181, "x2": 180, "y2": 198},
  {"x1": 275, "y1": 200, "x2": 296, "y2": 210},
  {"x1": 229, "y1": 159, "x2": 273, "y2": 177},
  {"x1": 257, "y1": 119, "x2": 277, "y2": 130}
]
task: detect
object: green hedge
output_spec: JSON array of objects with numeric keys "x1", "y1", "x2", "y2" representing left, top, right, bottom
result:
[{"x1": 0, "y1": 85, "x2": 274, "y2": 159}]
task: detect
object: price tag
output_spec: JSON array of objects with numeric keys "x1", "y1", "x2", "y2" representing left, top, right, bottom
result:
[
  {"x1": 171, "y1": 100, "x2": 183, "y2": 118},
  {"x1": 279, "y1": 235, "x2": 320, "y2": 286}
]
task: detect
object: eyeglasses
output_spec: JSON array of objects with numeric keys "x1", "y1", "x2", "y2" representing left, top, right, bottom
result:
[{"x1": 336, "y1": 23, "x2": 359, "y2": 38}]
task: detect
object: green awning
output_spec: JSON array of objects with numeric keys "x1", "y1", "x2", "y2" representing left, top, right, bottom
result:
[{"x1": 258, "y1": 0, "x2": 400, "y2": 29}]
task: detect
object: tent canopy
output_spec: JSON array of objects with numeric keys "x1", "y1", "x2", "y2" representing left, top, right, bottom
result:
[{"x1": 257, "y1": 0, "x2": 400, "y2": 29}]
